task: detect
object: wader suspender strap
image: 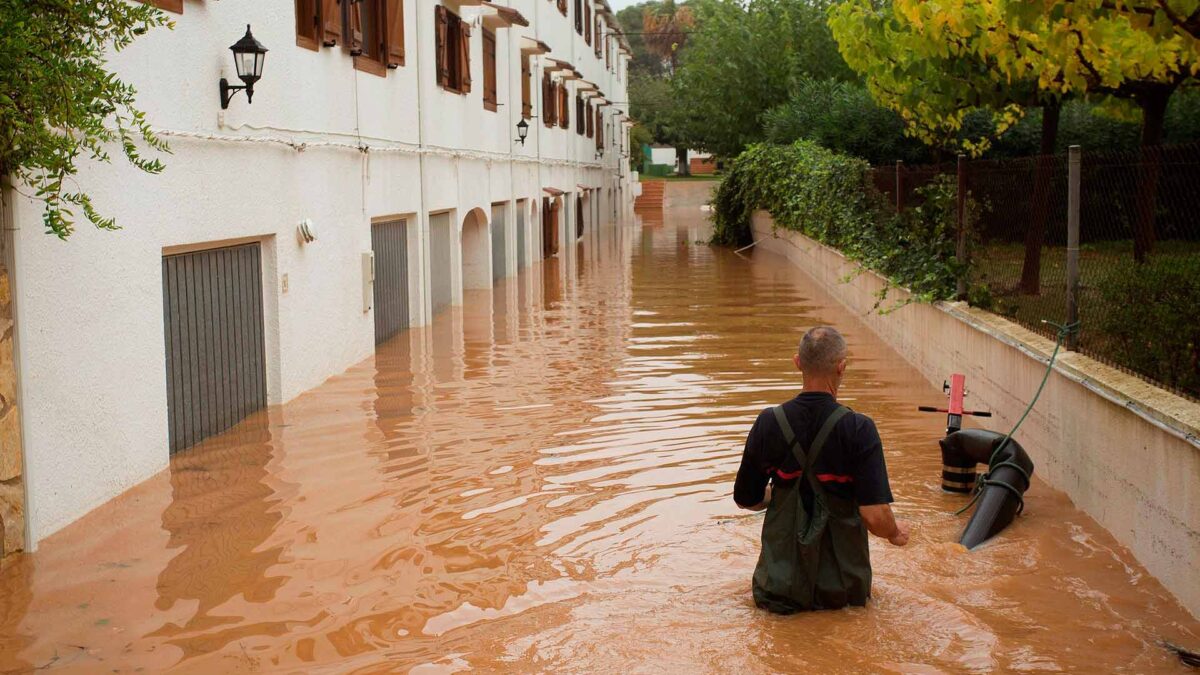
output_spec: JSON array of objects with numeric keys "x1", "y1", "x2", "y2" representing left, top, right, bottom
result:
[{"x1": 771, "y1": 404, "x2": 851, "y2": 492}]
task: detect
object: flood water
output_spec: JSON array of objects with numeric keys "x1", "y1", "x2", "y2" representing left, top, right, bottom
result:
[{"x1": 1, "y1": 207, "x2": 1197, "y2": 673}]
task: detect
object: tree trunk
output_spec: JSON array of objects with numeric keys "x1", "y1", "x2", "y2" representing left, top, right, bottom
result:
[
  {"x1": 676, "y1": 147, "x2": 690, "y2": 176},
  {"x1": 1133, "y1": 87, "x2": 1170, "y2": 262},
  {"x1": 1019, "y1": 101, "x2": 1061, "y2": 295}
]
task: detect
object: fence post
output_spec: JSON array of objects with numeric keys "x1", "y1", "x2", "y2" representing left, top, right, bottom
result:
[
  {"x1": 1066, "y1": 145, "x2": 1081, "y2": 350},
  {"x1": 895, "y1": 160, "x2": 904, "y2": 211},
  {"x1": 956, "y1": 154, "x2": 968, "y2": 300}
]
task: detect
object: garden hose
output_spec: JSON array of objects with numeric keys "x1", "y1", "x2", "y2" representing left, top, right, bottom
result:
[{"x1": 953, "y1": 319, "x2": 1080, "y2": 517}]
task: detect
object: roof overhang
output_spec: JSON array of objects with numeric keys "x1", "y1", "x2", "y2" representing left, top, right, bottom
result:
[
  {"x1": 543, "y1": 186, "x2": 565, "y2": 196},
  {"x1": 520, "y1": 37, "x2": 552, "y2": 55},
  {"x1": 481, "y1": 2, "x2": 529, "y2": 28},
  {"x1": 544, "y1": 58, "x2": 576, "y2": 73}
]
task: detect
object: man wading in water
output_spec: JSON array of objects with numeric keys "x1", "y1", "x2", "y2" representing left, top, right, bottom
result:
[{"x1": 734, "y1": 326, "x2": 909, "y2": 613}]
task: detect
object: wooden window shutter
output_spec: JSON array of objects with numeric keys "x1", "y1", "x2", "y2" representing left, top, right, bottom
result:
[
  {"x1": 483, "y1": 30, "x2": 497, "y2": 108},
  {"x1": 459, "y1": 23, "x2": 472, "y2": 93},
  {"x1": 435, "y1": 6, "x2": 449, "y2": 87},
  {"x1": 585, "y1": 3, "x2": 592, "y2": 45},
  {"x1": 596, "y1": 109, "x2": 603, "y2": 149},
  {"x1": 586, "y1": 103, "x2": 593, "y2": 138},
  {"x1": 574, "y1": 0, "x2": 582, "y2": 33},
  {"x1": 144, "y1": 0, "x2": 183, "y2": 13},
  {"x1": 557, "y1": 0, "x2": 567, "y2": 17},
  {"x1": 544, "y1": 77, "x2": 555, "y2": 127},
  {"x1": 385, "y1": 0, "x2": 405, "y2": 67},
  {"x1": 322, "y1": 0, "x2": 343, "y2": 46},
  {"x1": 522, "y1": 58, "x2": 532, "y2": 118},
  {"x1": 595, "y1": 20, "x2": 602, "y2": 57},
  {"x1": 345, "y1": 0, "x2": 365, "y2": 54}
]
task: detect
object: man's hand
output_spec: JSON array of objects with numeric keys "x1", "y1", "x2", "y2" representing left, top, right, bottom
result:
[{"x1": 859, "y1": 503, "x2": 910, "y2": 546}]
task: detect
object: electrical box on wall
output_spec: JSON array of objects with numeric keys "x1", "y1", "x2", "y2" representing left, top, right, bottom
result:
[{"x1": 362, "y1": 251, "x2": 375, "y2": 313}]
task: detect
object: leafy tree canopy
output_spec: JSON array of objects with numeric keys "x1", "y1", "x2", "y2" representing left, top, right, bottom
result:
[
  {"x1": 0, "y1": 0, "x2": 170, "y2": 238},
  {"x1": 671, "y1": 0, "x2": 853, "y2": 158}
]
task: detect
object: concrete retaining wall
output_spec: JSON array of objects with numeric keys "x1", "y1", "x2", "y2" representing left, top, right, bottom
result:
[{"x1": 752, "y1": 211, "x2": 1200, "y2": 618}]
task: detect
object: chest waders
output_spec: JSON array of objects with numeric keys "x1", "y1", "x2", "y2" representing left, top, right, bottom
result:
[{"x1": 752, "y1": 405, "x2": 873, "y2": 613}]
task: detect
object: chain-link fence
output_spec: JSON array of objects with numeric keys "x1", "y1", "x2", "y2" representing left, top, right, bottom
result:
[{"x1": 868, "y1": 143, "x2": 1200, "y2": 400}]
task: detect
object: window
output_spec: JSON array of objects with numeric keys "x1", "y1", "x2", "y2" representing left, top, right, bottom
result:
[
  {"x1": 144, "y1": 0, "x2": 182, "y2": 13},
  {"x1": 482, "y1": 29, "x2": 498, "y2": 111},
  {"x1": 576, "y1": 94, "x2": 585, "y2": 136},
  {"x1": 595, "y1": 19, "x2": 602, "y2": 57},
  {"x1": 559, "y1": 85, "x2": 570, "y2": 129},
  {"x1": 347, "y1": 0, "x2": 387, "y2": 75},
  {"x1": 605, "y1": 33, "x2": 611, "y2": 69},
  {"x1": 521, "y1": 57, "x2": 533, "y2": 119},
  {"x1": 436, "y1": 5, "x2": 471, "y2": 94},
  {"x1": 586, "y1": 102, "x2": 594, "y2": 139},
  {"x1": 574, "y1": 0, "x2": 583, "y2": 34},
  {"x1": 320, "y1": 0, "x2": 342, "y2": 46},
  {"x1": 299, "y1": 1, "x2": 402, "y2": 66},
  {"x1": 557, "y1": 0, "x2": 567, "y2": 17},
  {"x1": 596, "y1": 107, "x2": 603, "y2": 150},
  {"x1": 296, "y1": 0, "x2": 320, "y2": 50}
]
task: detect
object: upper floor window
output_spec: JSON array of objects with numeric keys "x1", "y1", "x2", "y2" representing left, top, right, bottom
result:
[
  {"x1": 435, "y1": 5, "x2": 471, "y2": 94},
  {"x1": 482, "y1": 29, "x2": 498, "y2": 111},
  {"x1": 559, "y1": 85, "x2": 570, "y2": 129},
  {"x1": 594, "y1": 19, "x2": 602, "y2": 57},
  {"x1": 574, "y1": 0, "x2": 583, "y2": 34},
  {"x1": 296, "y1": 0, "x2": 403, "y2": 69},
  {"x1": 347, "y1": 0, "x2": 386, "y2": 75},
  {"x1": 575, "y1": 94, "x2": 585, "y2": 136},
  {"x1": 557, "y1": 0, "x2": 567, "y2": 18}
]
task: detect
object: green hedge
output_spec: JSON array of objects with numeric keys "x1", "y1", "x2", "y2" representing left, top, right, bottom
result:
[
  {"x1": 1098, "y1": 256, "x2": 1200, "y2": 394},
  {"x1": 712, "y1": 141, "x2": 967, "y2": 304}
]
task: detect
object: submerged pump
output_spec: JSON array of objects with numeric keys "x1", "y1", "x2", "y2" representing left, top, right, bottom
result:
[{"x1": 920, "y1": 374, "x2": 1034, "y2": 549}]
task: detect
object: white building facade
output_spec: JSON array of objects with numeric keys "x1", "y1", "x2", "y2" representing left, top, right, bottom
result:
[{"x1": 1, "y1": 0, "x2": 635, "y2": 548}]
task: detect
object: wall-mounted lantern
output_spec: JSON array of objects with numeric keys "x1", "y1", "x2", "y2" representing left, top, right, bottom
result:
[
  {"x1": 516, "y1": 118, "x2": 530, "y2": 145},
  {"x1": 219, "y1": 25, "x2": 269, "y2": 110}
]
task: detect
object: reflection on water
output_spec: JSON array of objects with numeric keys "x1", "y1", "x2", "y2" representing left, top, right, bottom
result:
[{"x1": 0, "y1": 208, "x2": 1197, "y2": 673}]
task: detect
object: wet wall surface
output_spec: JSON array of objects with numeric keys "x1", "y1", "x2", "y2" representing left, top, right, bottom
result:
[{"x1": 0, "y1": 210, "x2": 1197, "y2": 673}]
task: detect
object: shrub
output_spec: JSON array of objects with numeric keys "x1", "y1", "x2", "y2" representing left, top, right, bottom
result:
[
  {"x1": 712, "y1": 140, "x2": 967, "y2": 304},
  {"x1": 762, "y1": 78, "x2": 930, "y2": 165},
  {"x1": 1097, "y1": 256, "x2": 1200, "y2": 394}
]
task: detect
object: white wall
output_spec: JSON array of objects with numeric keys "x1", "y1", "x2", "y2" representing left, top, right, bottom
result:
[{"x1": 8, "y1": 0, "x2": 633, "y2": 544}]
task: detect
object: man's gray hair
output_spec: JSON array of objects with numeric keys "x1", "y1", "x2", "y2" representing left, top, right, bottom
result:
[{"x1": 798, "y1": 326, "x2": 847, "y2": 374}]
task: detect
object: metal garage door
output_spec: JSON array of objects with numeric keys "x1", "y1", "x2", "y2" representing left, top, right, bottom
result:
[
  {"x1": 491, "y1": 204, "x2": 507, "y2": 282},
  {"x1": 429, "y1": 212, "x2": 453, "y2": 315},
  {"x1": 162, "y1": 243, "x2": 266, "y2": 455},
  {"x1": 372, "y1": 219, "x2": 409, "y2": 344},
  {"x1": 516, "y1": 200, "x2": 527, "y2": 269}
]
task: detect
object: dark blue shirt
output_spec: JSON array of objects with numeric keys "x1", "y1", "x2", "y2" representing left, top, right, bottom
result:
[{"x1": 733, "y1": 392, "x2": 894, "y2": 508}]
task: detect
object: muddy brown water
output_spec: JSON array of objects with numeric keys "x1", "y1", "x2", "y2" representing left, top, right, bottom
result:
[{"x1": 1, "y1": 209, "x2": 1197, "y2": 673}]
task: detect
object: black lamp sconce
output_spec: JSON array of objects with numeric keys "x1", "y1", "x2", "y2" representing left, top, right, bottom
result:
[
  {"x1": 219, "y1": 25, "x2": 269, "y2": 110},
  {"x1": 516, "y1": 118, "x2": 530, "y2": 145}
]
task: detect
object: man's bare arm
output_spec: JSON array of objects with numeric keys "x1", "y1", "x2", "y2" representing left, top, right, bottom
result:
[{"x1": 859, "y1": 503, "x2": 910, "y2": 546}]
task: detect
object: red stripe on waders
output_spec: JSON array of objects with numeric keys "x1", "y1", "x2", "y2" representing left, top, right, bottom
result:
[{"x1": 816, "y1": 473, "x2": 854, "y2": 483}]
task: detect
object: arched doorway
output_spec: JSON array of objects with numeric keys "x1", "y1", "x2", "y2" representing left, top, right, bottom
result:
[
  {"x1": 461, "y1": 207, "x2": 491, "y2": 290},
  {"x1": 576, "y1": 193, "x2": 585, "y2": 239},
  {"x1": 542, "y1": 196, "x2": 561, "y2": 258}
]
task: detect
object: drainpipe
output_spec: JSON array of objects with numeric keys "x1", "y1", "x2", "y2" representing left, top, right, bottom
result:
[{"x1": 415, "y1": 0, "x2": 431, "y2": 327}]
